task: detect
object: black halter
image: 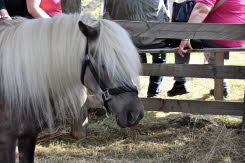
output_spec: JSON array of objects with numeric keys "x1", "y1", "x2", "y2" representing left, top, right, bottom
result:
[{"x1": 80, "y1": 40, "x2": 138, "y2": 113}]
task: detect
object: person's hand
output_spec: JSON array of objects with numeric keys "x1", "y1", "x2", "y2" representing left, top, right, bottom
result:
[
  {"x1": 0, "y1": 9, "x2": 12, "y2": 20},
  {"x1": 176, "y1": 39, "x2": 193, "y2": 57},
  {"x1": 103, "y1": 12, "x2": 112, "y2": 20}
]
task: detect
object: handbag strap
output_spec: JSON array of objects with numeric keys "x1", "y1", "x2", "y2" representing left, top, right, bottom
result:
[{"x1": 210, "y1": 0, "x2": 227, "y2": 13}]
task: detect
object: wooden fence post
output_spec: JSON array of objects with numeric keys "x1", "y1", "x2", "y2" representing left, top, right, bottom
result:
[
  {"x1": 242, "y1": 90, "x2": 245, "y2": 129},
  {"x1": 214, "y1": 52, "x2": 224, "y2": 100},
  {"x1": 71, "y1": 106, "x2": 88, "y2": 139}
]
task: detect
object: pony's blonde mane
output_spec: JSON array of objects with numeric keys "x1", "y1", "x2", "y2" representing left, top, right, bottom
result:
[{"x1": 0, "y1": 14, "x2": 141, "y2": 128}]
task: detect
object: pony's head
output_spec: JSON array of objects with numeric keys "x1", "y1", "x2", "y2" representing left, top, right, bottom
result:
[{"x1": 79, "y1": 17, "x2": 144, "y2": 128}]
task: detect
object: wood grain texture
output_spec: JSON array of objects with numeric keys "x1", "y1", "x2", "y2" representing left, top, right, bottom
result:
[
  {"x1": 116, "y1": 21, "x2": 245, "y2": 40},
  {"x1": 37, "y1": 130, "x2": 68, "y2": 143},
  {"x1": 242, "y1": 90, "x2": 245, "y2": 129},
  {"x1": 141, "y1": 98, "x2": 244, "y2": 116},
  {"x1": 214, "y1": 53, "x2": 224, "y2": 100},
  {"x1": 142, "y1": 64, "x2": 245, "y2": 79},
  {"x1": 138, "y1": 47, "x2": 245, "y2": 53},
  {"x1": 84, "y1": 97, "x2": 244, "y2": 117}
]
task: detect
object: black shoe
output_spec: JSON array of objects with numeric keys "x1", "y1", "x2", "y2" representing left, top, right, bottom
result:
[
  {"x1": 167, "y1": 81, "x2": 189, "y2": 97},
  {"x1": 210, "y1": 88, "x2": 230, "y2": 97}
]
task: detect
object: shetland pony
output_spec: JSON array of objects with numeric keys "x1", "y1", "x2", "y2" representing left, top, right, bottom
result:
[{"x1": 0, "y1": 14, "x2": 144, "y2": 163}]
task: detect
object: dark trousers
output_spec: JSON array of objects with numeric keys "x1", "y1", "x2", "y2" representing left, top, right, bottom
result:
[
  {"x1": 141, "y1": 53, "x2": 167, "y2": 95},
  {"x1": 170, "y1": 39, "x2": 229, "y2": 88}
]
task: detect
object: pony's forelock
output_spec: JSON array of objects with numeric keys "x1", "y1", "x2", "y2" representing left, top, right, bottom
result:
[{"x1": 96, "y1": 19, "x2": 141, "y2": 86}]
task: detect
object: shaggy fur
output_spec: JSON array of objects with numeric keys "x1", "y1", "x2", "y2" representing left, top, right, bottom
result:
[
  {"x1": 0, "y1": 14, "x2": 141, "y2": 128},
  {"x1": 105, "y1": 0, "x2": 168, "y2": 21}
]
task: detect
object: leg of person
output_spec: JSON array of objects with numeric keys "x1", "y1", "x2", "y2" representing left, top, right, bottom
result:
[
  {"x1": 201, "y1": 40, "x2": 230, "y2": 97},
  {"x1": 103, "y1": 0, "x2": 107, "y2": 13},
  {"x1": 167, "y1": 52, "x2": 190, "y2": 97},
  {"x1": 164, "y1": 0, "x2": 169, "y2": 9},
  {"x1": 147, "y1": 53, "x2": 166, "y2": 97},
  {"x1": 140, "y1": 53, "x2": 147, "y2": 63}
]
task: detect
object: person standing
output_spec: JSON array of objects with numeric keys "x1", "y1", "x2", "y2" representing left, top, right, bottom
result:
[
  {"x1": 104, "y1": 0, "x2": 170, "y2": 97},
  {"x1": 0, "y1": 0, "x2": 62, "y2": 19},
  {"x1": 167, "y1": 0, "x2": 245, "y2": 97}
]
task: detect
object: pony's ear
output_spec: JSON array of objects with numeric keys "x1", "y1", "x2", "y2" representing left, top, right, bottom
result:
[{"x1": 78, "y1": 21, "x2": 99, "y2": 39}]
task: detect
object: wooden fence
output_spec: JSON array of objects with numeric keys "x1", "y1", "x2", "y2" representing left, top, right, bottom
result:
[
  {"x1": 118, "y1": 21, "x2": 245, "y2": 125},
  {"x1": 71, "y1": 21, "x2": 245, "y2": 138}
]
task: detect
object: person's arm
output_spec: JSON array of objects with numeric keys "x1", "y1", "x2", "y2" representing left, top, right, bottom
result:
[
  {"x1": 0, "y1": 0, "x2": 11, "y2": 19},
  {"x1": 26, "y1": 0, "x2": 50, "y2": 18},
  {"x1": 177, "y1": 2, "x2": 212, "y2": 57}
]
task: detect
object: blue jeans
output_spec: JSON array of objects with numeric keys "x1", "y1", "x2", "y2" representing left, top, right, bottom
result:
[
  {"x1": 141, "y1": 53, "x2": 167, "y2": 95},
  {"x1": 164, "y1": 0, "x2": 169, "y2": 9},
  {"x1": 103, "y1": 0, "x2": 107, "y2": 13},
  {"x1": 174, "y1": 40, "x2": 228, "y2": 88}
]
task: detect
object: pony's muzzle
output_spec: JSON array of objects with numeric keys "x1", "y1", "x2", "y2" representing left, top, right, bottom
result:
[
  {"x1": 116, "y1": 107, "x2": 144, "y2": 128},
  {"x1": 126, "y1": 110, "x2": 144, "y2": 127}
]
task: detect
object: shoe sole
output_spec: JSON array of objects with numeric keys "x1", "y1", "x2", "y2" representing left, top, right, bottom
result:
[{"x1": 167, "y1": 91, "x2": 189, "y2": 97}]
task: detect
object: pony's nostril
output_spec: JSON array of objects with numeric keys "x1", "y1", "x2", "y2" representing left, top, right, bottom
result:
[{"x1": 127, "y1": 112, "x2": 134, "y2": 123}]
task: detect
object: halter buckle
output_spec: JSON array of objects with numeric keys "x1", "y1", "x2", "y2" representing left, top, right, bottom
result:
[
  {"x1": 102, "y1": 89, "x2": 111, "y2": 101},
  {"x1": 85, "y1": 55, "x2": 90, "y2": 61}
]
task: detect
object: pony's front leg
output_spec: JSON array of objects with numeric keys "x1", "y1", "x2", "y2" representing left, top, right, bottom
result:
[
  {"x1": 71, "y1": 89, "x2": 89, "y2": 139},
  {"x1": 0, "y1": 127, "x2": 17, "y2": 163},
  {"x1": 71, "y1": 105, "x2": 88, "y2": 139},
  {"x1": 18, "y1": 134, "x2": 38, "y2": 163}
]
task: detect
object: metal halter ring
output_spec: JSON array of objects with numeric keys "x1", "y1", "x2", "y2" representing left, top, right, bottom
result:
[{"x1": 102, "y1": 89, "x2": 112, "y2": 101}]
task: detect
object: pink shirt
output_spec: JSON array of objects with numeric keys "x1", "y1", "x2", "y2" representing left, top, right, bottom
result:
[
  {"x1": 196, "y1": 0, "x2": 245, "y2": 47},
  {"x1": 40, "y1": 0, "x2": 62, "y2": 17}
]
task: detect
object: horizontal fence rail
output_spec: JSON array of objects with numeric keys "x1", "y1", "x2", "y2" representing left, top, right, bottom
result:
[
  {"x1": 142, "y1": 64, "x2": 245, "y2": 79},
  {"x1": 85, "y1": 97, "x2": 244, "y2": 116},
  {"x1": 116, "y1": 21, "x2": 245, "y2": 40},
  {"x1": 138, "y1": 47, "x2": 245, "y2": 53},
  {"x1": 141, "y1": 98, "x2": 244, "y2": 116}
]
